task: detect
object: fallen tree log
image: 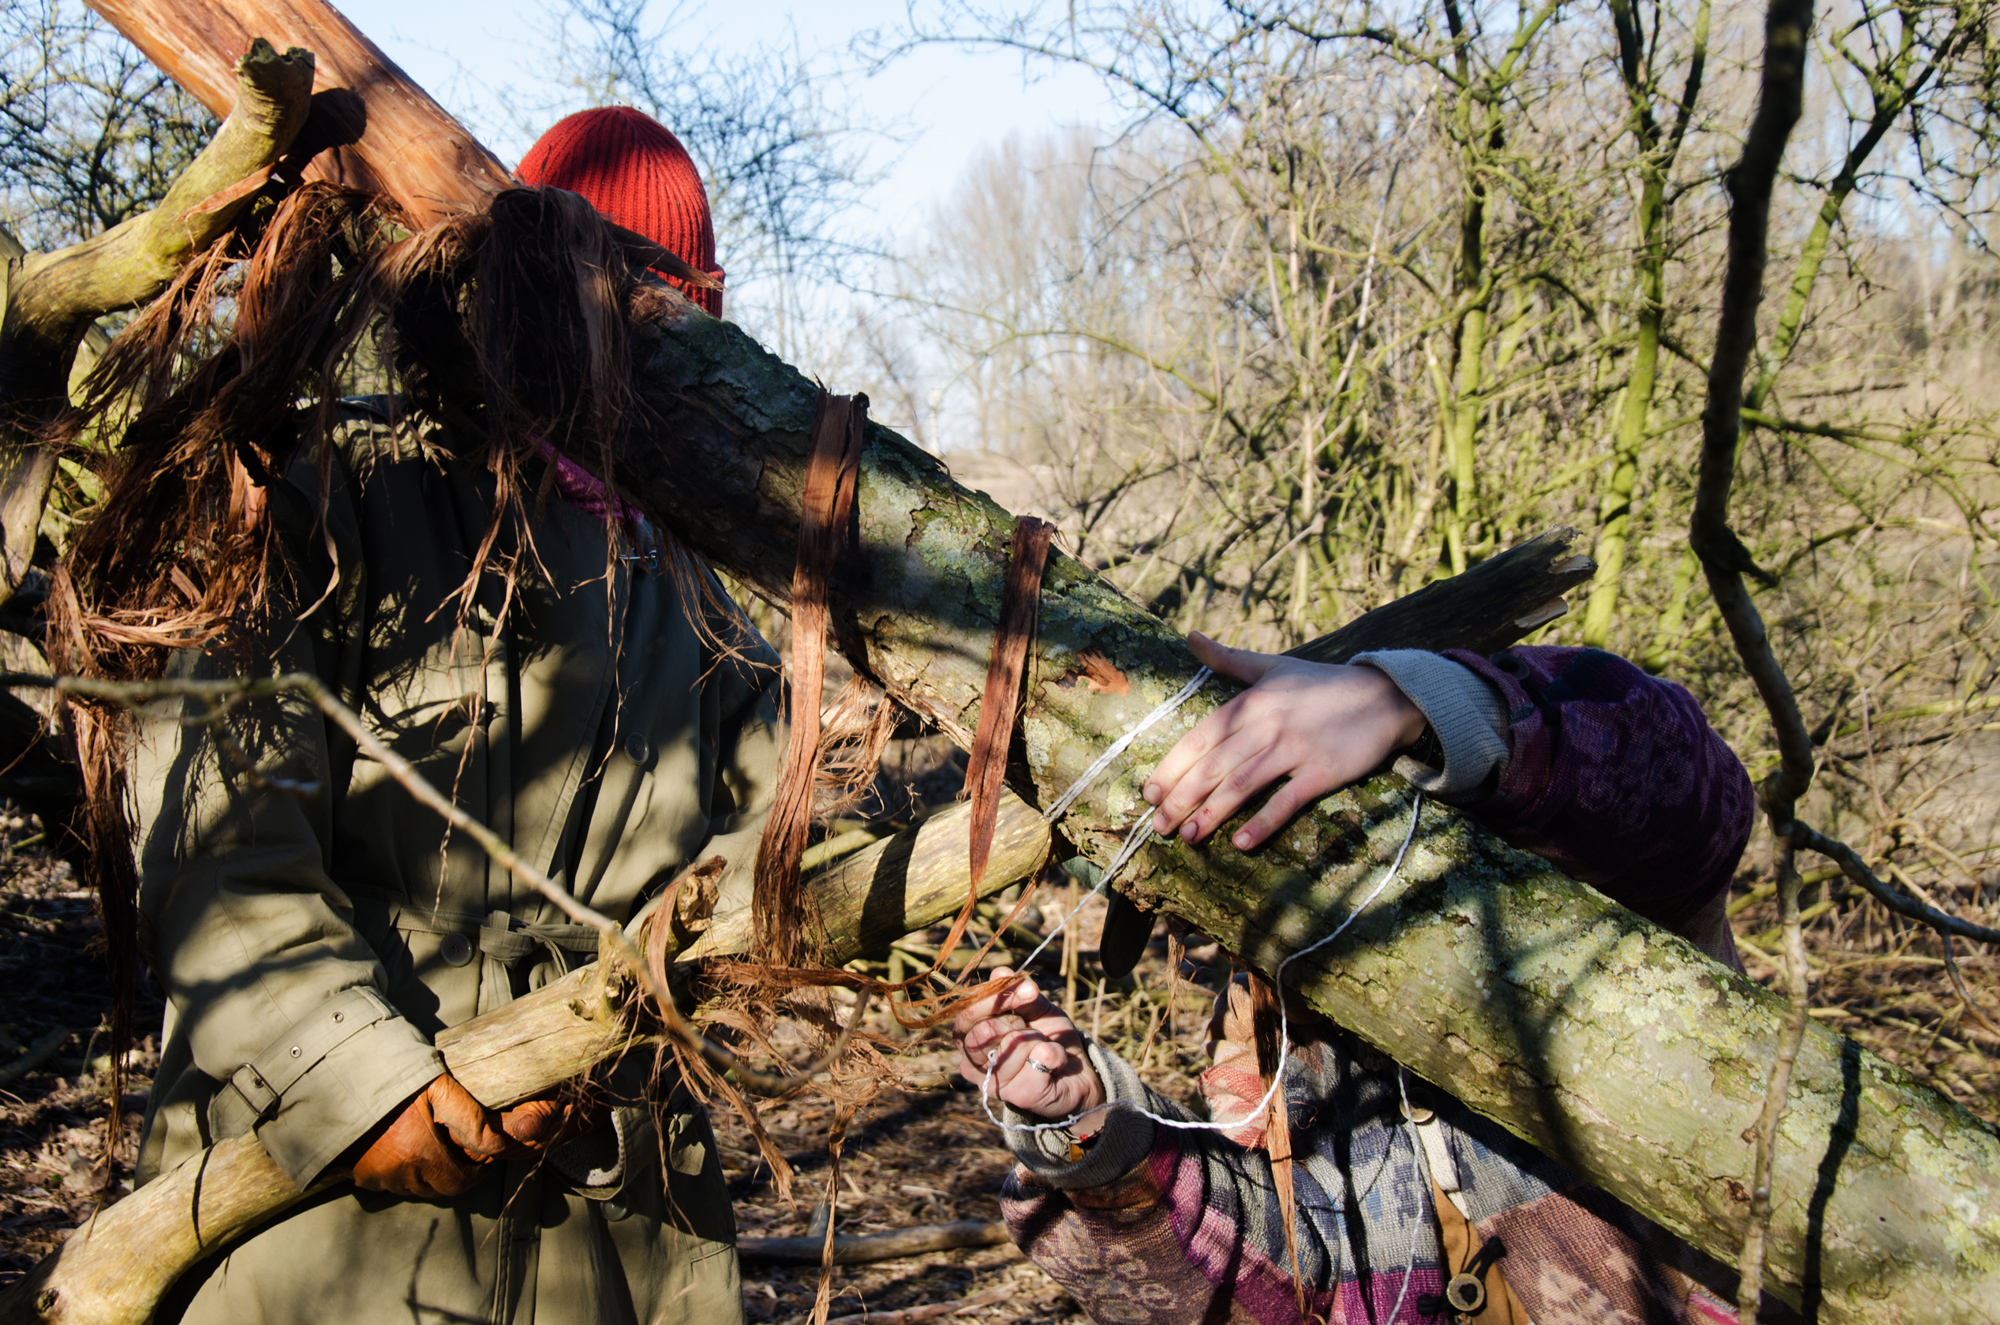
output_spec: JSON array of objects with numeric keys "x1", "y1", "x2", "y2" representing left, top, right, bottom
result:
[
  {"x1": 42, "y1": 4, "x2": 2000, "y2": 1320},
  {"x1": 630, "y1": 303, "x2": 2000, "y2": 1325}
]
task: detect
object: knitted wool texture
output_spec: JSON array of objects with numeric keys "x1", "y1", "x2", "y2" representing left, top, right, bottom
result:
[{"x1": 518, "y1": 106, "x2": 725, "y2": 316}]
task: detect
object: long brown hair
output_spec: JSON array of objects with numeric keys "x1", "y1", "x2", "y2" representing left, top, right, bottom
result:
[{"x1": 45, "y1": 180, "x2": 726, "y2": 1078}]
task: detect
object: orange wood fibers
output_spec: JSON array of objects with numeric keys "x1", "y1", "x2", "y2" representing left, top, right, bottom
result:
[{"x1": 751, "y1": 392, "x2": 865, "y2": 968}]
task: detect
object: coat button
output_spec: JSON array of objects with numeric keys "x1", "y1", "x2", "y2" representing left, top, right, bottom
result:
[
  {"x1": 440, "y1": 932, "x2": 474, "y2": 966},
  {"x1": 1445, "y1": 1271, "x2": 1486, "y2": 1313},
  {"x1": 624, "y1": 731, "x2": 652, "y2": 766}
]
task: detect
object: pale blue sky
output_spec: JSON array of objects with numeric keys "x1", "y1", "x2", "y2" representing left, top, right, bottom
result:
[{"x1": 334, "y1": 0, "x2": 1120, "y2": 237}]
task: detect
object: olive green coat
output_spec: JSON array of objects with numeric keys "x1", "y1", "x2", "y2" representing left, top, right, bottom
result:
[{"x1": 131, "y1": 404, "x2": 783, "y2": 1325}]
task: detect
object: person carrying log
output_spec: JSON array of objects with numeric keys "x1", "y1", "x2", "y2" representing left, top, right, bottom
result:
[
  {"x1": 81, "y1": 108, "x2": 777, "y2": 1324},
  {"x1": 955, "y1": 634, "x2": 1789, "y2": 1323}
]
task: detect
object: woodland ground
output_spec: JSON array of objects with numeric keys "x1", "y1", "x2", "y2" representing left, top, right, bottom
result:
[{"x1": 0, "y1": 727, "x2": 1996, "y2": 1319}]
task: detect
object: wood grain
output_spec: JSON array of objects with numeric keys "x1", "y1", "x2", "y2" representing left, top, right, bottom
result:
[{"x1": 85, "y1": 0, "x2": 510, "y2": 226}]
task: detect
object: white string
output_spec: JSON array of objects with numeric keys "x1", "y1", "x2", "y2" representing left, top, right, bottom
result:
[
  {"x1": 1386, "y1": 1066, "x2": 1435, "y2": 1324},
  {"x1": 1009, "y1": 815, "x2": 1158, "y2": 974},
  {"x1": 1040, "y1": 666, "x2": 1213, "y2": 823},
  {"x1": 981, "y1": 793, "x2": 1425, "y2": 1137}
]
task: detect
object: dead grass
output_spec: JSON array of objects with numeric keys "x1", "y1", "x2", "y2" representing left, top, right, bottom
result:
[{"x1": 1729, "y1": 866, "x2": 2000, "y2": 1127}]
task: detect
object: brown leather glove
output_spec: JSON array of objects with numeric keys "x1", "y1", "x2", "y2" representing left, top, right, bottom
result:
[
  {"x1": 498, "y1": 1094, "x2": 604, "y2": 1150},
  {"x1": 352, "y1": 1073, "x2": 523, "y2": 1199}
]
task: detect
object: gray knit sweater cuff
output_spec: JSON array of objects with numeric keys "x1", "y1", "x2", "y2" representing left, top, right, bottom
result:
[
  {"x1": 1001, "y1": 1040, "x2": 1162, "y2": 1190},
  {"x1": 550, "y1": 1106, "x2": 629, "y2": 1194},
  {"x1": 1352, "y1": 649, "x2": 1511, "y2": 802}
]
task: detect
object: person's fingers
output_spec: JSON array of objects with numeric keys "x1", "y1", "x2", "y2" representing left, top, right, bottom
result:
[
  {"x1": 1176, "y1": 738, "x2": 1301, "y2": 844},
  {"x1": 995, "y1": 1038, "x2": 1078, "y2": 1116},
  {"x1": 1231, "y1": 767, "x2": 1336, "y2": 851},
  {"x1": 952, "y1": 969, "x2": 1043, "y2": 1037},
  {"x1": 1187, "y1": 630, "x2": 1278, "y2": 684},
  {"x1": 351, "y1": 1081, "x2": 490, "y2": 1199},
  {"x1": 975, "y1": 1030, "x2": 1080, "y2": 1116},
  {"x1": 966, "y1": 1021, "x2": 1044, "y2": 1087},
  {"x1": 427, "y1": 1075, "x2": 517, "y2": 1162},
  {"x1": 1143, "y1": 689, "x2": 1251, "y2": 810},
  {"x1": 415, "y1": 1145, "x2": 485, "y2": 1198},
  {"x1": 958, "y1": 1013, "x2": 1029, "y2": 1070},
  {"x1": 500, "y1": 1097, "x2": 573, "y2": 1149},
  {"x1": 1151, "y1": 724, "x2": 1275, "y2": 838}
]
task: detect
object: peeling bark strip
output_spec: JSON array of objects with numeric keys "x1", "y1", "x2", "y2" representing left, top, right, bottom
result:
[
  {"x1": 69, "y1": 5, "x2": 2000, "y2": 1319},
  {"x1": 753, "y1": 391, "x2": 866, "y2": 967},
  {"x1": 967, "y1": 517, "x2": 1053, "y2": 893}
]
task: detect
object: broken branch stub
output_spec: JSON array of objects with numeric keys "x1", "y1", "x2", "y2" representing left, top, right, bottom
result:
[{"x1": 0, "y1": 38, "x2": 315, "y2": 602}]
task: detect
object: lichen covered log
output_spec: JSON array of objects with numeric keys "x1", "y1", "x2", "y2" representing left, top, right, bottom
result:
[{"x1": 613, "y1": 306, "x2": 2000, "y2": 1322}]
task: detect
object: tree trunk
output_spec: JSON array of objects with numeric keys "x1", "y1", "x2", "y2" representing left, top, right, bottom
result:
[
  {"x1": 52, "y1": 4, "x2": 2000, "y2": 1319},
  {"x1": 619, "y1": 304, "x2": 2000, "y2": 1325}
]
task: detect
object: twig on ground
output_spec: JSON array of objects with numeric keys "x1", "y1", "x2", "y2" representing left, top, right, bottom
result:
[
  {"x1": 740, "y1": 1220, "x2": 1016, "y2": 1266},
  {"x1": 818, "y1": 1286, "x2": 1011, "y2": 1325},
  {"x1": 0, "y1": 1027, "x2": 73, "y2": 1087},
  {"x1": 1940, "y1": 936, "x2": 2000, "y2": 1041}
]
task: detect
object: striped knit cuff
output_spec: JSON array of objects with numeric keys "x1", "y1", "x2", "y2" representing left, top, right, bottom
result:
[
  {"x1": 1351, "y1": 650, "x2": 1511, "y2": 802},
  {"x1": 1001, "y1": 1041, "x2": 1162, "y2": 1190}
]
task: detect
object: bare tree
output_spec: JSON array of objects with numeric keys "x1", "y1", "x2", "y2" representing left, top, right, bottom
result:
[
  {"x1": 0, "y1": 0, "x2": 212, "y2": 249},
  {"x1": 521, "y1": 0, "x2": 879, "y2": 357}
]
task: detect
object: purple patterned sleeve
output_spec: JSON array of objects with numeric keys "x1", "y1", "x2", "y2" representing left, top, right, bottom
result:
[{"x1": 1439, "y1": 646, "x2": 1754, "y2": 937}]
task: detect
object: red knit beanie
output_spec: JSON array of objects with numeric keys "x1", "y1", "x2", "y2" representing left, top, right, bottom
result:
[{"x1": 518, "y1": 106, "x2": 725, "y2": 317}]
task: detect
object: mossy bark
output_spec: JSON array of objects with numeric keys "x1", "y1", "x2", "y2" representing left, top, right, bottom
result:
[
  {"x1": 615, "y1": 306, "x2": 2000, "y2": 1323},
  {"x1": 0, "y1": 39, "x2": 314, "y2": 601}
]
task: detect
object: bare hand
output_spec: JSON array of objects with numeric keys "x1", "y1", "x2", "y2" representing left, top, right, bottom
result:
[
  {"x1": 1145, "y1": 632, "x2": 1426, "y2": 851},
  {"x1": 953, "y1": 969, "x2": 1106, "y2": 1135}
]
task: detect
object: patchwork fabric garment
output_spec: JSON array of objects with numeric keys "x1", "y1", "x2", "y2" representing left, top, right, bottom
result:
[{"x1": 999, "y1": 647, "x2": 1784, "y2": 1324}]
